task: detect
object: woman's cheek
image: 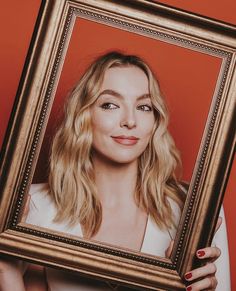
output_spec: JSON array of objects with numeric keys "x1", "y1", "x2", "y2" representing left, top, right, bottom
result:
[
  {"x1": 141, "y1": 120, "x2": 155, "y2": 138},
  {"x1": 98, "y1": 113, "x2": 119, "y2": 131}
]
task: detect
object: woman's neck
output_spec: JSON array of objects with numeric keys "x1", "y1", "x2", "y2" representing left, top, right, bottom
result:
[{"x1": 92, "y1": 155, "x2": 138, "y2": 208}]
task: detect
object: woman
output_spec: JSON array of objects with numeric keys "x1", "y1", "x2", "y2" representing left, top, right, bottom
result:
[{"x1": 0, "y1": 51, "x2": 230, "y2": 290}]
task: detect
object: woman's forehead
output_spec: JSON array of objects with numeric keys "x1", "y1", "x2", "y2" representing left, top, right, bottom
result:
[{"x1": 101, "y1": 66, "x2": 149, "y2": 93}]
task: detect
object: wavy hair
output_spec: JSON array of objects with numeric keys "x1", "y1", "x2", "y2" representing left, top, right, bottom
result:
[{"x1": 49, "y1": 51, "x2": 186, "y2": 238}]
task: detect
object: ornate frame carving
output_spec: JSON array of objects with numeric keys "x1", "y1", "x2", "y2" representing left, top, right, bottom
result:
[{"x1": 0, "y1": 0, "x2": 235, "y2": 289}]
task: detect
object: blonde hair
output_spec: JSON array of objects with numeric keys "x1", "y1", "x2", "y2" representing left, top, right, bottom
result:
[{"x1": 49, "y1": 51, "x2": 186, "y2": 237}]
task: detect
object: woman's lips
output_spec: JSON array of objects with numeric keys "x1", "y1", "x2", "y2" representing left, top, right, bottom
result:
[{"x1": 111, "y1": 135, "x2": 139, "y2": 146}]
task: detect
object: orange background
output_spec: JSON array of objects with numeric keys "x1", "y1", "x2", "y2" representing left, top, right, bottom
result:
[
  {"x1": 33, "y1": 17, "x2": 221, "y2": 183},
  {"x1": 0, "y1": 1, "x2": 235, "y2": 289}
]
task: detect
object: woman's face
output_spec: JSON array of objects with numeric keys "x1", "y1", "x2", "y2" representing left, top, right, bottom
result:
[{"x1": 90, "y1": 65, "x2": 155, "y2": 164}]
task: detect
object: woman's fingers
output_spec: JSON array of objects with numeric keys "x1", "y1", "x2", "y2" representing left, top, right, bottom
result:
[
  {"x1": 0, "y1": 255, "x2": 25, "y2": 274},
  {"x1": 184, "y1": 246, "x2": 220, "y2": 290},
  {"x1": 183, "y1": 219, "x2": 222, "y2": 291},
  {"x1": 185, "y1": 276, "x2": 218, "y2": 291},
  {"x1": 185, "y1": 263, "x2": 217, "y2": 290},
  {"x1": 0, "y1": 256, "x2": 26, "y2": 291},
  {"x1": 185, "y1": 262, "x2": 216, "y2": 282},
  {"x1": 165, "y1": 240, "x2": 174, "y2": 258},
  {"x1": 196, "y1": 246, "x2": 221, "y2": 262}
]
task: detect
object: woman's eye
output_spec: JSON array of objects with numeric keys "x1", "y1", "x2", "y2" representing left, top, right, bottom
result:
[
  {"x1": 100, "y1": 103, "x2": 118, "y2": 110},
  {"x1": 137, "y1": 104, "x2": 153, "y2": 112}
]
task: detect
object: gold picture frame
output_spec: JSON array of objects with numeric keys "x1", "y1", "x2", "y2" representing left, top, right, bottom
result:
[{"x1": 0, "y1": 0, "x2": 235, "y2": 289}]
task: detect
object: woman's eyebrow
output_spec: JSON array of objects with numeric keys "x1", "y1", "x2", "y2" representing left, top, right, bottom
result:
[
  {"x1": 98, "y1": 89, "x2": 151, "y2": 100},
  {"x1": 137, "y1": 94, "x2": 151, "y2": 101},
  {"x1": 98, "y1": 89, "x2": 122, "y2": 98}
]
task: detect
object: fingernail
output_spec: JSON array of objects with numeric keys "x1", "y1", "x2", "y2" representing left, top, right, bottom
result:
[
  {"x1": 185, "y1": 272, "x2": 192, "y2": 280},
  {"x1": 186, "y1": 287, "x2": 192, "y2": 291},
  {"x1": 197, "y1": 250, "x2": 205, "y2": 257}
]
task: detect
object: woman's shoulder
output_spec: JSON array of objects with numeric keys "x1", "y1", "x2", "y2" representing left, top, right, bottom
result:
[
  {"x1": 29, "y1": 183, "x2": 51, "y2": 203},
  {"x1": 26, "y1": 183, "x2": 83, "y2": 236},
  {"x1": 26, "y1": 183, "x2": 57, "y2": 229},
  {"x1": 28, "y1": 183, "x2": 55, "y2": 213},
  {"x1": 167, "y1": 197, "x2": 182, "y2": 220},
  {"x1": 29, "y1": 183, "x2": 49, "y2": 195}
]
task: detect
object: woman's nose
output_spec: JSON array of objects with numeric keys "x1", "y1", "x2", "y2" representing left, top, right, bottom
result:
[{"x1": 120, "y1": 109, "x2": 137, "y2": 129}]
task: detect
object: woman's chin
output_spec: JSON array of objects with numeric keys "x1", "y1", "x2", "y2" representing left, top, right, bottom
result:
[{"x1": 93, "y1": 151, "x2": 139, "y2": 166}]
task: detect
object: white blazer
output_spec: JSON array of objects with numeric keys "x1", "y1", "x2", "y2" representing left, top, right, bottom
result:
[{"x1": 26, "y1": 184, "x2": 231, "y2": 290}]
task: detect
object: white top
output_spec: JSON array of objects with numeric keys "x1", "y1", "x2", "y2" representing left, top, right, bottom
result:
[{"x1": 26, "y1": 184, "x2": 231, "y2": 290}]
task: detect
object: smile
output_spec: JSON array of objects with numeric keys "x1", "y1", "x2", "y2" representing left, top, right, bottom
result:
[{"x1": 111, "y1": 135, "x2": 139, "y2": 146}]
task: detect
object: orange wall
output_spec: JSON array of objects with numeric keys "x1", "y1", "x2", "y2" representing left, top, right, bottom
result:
[
  {"x1": 33, "y1": 17, "x2": 221, "y2": 183},
  {"x1": 0, "y1": 1, "x2": 235, "y2": 289}
]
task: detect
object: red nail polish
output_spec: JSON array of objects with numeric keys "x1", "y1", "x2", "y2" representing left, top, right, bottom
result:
[
  {"x1": 197, "y1": 250, "x2": 205, "y2": 257},
  {"x1": 185, "y1": 272, "x2": 192, "y2": 280},
  {"x1": 186, "y1": 287, "x2": 192, "y2": 291}
]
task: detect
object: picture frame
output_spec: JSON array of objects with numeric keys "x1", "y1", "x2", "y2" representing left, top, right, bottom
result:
[{"x1": 0, "y1": 0, "x2": 235, "y2": 289}]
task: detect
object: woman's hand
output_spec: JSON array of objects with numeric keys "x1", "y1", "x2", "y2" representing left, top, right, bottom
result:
[
  {"x1": 0, "y1": 256, "x2": 26, "y2": 291},
  {"x1": 0, "y1": 195, "x2": 31, "y2": 291},
  {"x1": 184, "y1": 217, "x2": 222, "y2": 291},
  {"x1": 184, "y1": 245, "x2": 221, "y2": 290},
  {"x1": 165, "y1": 217, "x2": 222, "y2": 291}
]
